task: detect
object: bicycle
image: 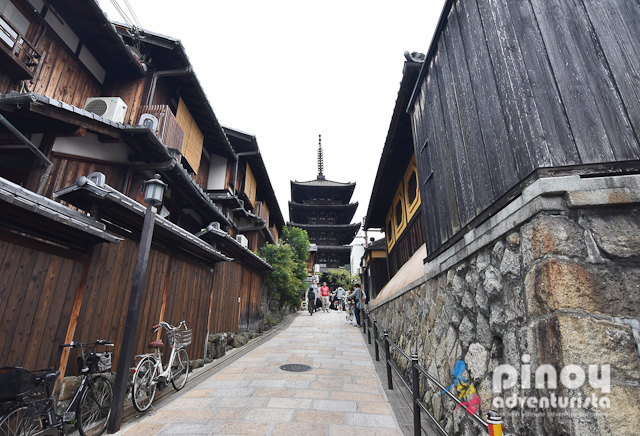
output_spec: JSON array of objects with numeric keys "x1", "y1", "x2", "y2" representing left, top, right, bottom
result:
[
  {"x1": 0, "y1": 339, "x2": 114, "y2": 436},
  {"x1": 130, "y1": 321, "x2": 191, "y2": 413}
]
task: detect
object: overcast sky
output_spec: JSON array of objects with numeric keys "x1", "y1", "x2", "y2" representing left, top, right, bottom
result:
[{"x1": 99, "y1": 0, "x2": 443, "y2": 243}]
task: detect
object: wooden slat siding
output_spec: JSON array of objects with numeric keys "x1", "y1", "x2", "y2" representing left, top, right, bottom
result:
[
  {"x1": 458, "y1": 0, "x2": 519, "y2": 193},
  {"x1": 210, "y1": 262, "x2": 243, "y2": 333},
  {"x1": 528, "y1": 0, "x2": 627, "y2": 162},
  {"x1": 582, "y1": 0, "x2": 640, "y2": 148},
  {"x1": 156, "y1": 257, "x2": 174, "y2": 341},
  {"x1": 138, "y1": 105, "x2": 185, "y2": 151},
  {"x1": 250, "y1": 272, "x2": 262, "y2": 332},
  {"x1": 103, "y1": 77, "x2": 147, "y2": 126},
  {"x1": 388, "y1": 213, "x2": 425, "y2": 278},
  {"x1": 444, "y1": 6, "x2": 495, "y2": 213},
  {"x1": 194, "y1": 156, "x2": 209, "y2": 190},
  {"x1": 435, "y1": 37, "x2": 474, "y2": 226},
  {"x1": 44, "y1": 156, "x2": 126, "y2": 201},
  {"x1": 0, "y1": 245, "x2": 39, "y2": 367},
  {"x1": 6, "y1": 251, "x2": 50, "y2": 366},
  {"x1": 238, "y1": 268, "x2": 250, "y2": 331},
  {"x1": 134, "y1": 250, "x2": 166, "y2": 362},
  {"x1": 476, "y1": 0, "x2": 547, "y2": 176}
]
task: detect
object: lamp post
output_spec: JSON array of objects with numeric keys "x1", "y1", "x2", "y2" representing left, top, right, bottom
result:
[{"x1": 108, "y1": 174, "x2": 167, "y2": 433}]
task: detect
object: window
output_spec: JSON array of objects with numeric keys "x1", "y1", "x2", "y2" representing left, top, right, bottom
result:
[
  {"x1": 404, "y1": 155, "x2": 421, "y2": 221},
  {"x1": 386, "y1": 211, "x2": 395, "y2": 251}
]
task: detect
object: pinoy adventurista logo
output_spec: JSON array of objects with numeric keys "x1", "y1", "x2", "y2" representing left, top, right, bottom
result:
[{"x1": 492, "y1": 354, "x2": 611, "y2": 412}]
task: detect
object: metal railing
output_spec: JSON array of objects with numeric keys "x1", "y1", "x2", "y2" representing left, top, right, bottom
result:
[{"x1": 363, "y1": 310, "x2": 490, "y2": 436}]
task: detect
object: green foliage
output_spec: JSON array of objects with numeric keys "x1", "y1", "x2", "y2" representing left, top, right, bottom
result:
[
  {"x1": 259, "y1": 227, "x2": 310, "y2": 307},
  {"x1": 280, "y1": 226, "x2": 310, "y2": 282},
  {"x1": 324, "y1": 268, "x2": 358, "y2": 288}
]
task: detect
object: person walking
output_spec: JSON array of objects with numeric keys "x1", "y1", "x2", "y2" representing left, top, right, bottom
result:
[
  {"x1": 335, "y1": 286, "x2": 345, "y2": 311},
  {"x1": 306, "y1": 280, "x2": 318, "y2": 315},
  {"x1": 320, "y1": 282, "x2": 330, "y2": 312},
  {"x1": 351, "y1": 283, "x2": 364, "y2": 327}
]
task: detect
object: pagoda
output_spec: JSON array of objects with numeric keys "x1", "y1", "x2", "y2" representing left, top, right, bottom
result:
[{"x1": 288, "y1": 136, "x2": 360, "y2": 272}]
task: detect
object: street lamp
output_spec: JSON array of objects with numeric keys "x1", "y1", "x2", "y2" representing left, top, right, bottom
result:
[{"x1": 109, "y1": 174, "x2": 167, "y2": 433}]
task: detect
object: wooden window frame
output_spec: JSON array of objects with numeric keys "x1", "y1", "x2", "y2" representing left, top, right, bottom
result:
[
  {"x1": 385, "y1": 209, "x2": 395, "y2": 252},
  {"x1": 392, "y1": 184, "x2": 407, "y2": 238},
  {"x1": 404, "y1": 156, "x2": 421, "y2": 222}
]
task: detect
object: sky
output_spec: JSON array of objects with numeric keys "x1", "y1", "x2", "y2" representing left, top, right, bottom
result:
[{"x1": 98, "y1": 0, "x2": 444, "y2": 244}]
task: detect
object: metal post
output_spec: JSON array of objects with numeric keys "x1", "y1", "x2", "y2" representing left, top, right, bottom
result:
[
  {"x1": 108, "y1": 204, "x2": 157, "y2": 433},
  {"x1": 367, "y1": 312, "x2": 371, "y2": 345},
  {"x1": 487, "y1": 411, "x2": 503, "y2": 436},
  {"x1": 363, "y1": 310, "x2": 368, "y2": 336},
  {"x1": 411, "y1": 353, "x2": 421, "y2": 436},
  {"x1": 374, "y1": 318, "x2": 379, "y2": 361},
  {"x1": 384, "y1": 330, "x2": 393, "y2": 390}
]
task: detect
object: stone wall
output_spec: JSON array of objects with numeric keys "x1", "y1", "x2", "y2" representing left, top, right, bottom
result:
[{"x1": 369, "y1": 174, "x2": 640, "y2": 436}]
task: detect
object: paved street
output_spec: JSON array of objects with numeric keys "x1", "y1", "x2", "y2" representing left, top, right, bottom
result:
[{"x1": 114, "y1": 309, "x2": 404, "y2": 436}]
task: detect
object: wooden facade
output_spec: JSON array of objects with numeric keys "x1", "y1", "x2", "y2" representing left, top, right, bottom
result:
[
  {"x1": 410, "y1": 0, "x2": 640, "y2": 258},
  {"x1": 0, "y1": 0, "x2": 284, "y2": 384}
]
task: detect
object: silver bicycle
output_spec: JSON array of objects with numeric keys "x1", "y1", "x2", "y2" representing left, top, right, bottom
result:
[{"x1": 130, "y1": 321, "x2": 191, "y2": 412}]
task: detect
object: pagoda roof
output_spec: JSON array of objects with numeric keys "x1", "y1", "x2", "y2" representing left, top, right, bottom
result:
[
  {"x1": 288, "y1": 222, "x2": 360, "y2": 245},
  {"x1": 290, "y1": 179, "x2": 355, "y2": 204},
  {"x1": 288, "y1": 201, "x2": 358, "y2": 224}
]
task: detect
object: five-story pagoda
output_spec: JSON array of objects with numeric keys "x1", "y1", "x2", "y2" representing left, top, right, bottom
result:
[{"x1": 289, "y1": 136, "x2": 360, "y2": 273}]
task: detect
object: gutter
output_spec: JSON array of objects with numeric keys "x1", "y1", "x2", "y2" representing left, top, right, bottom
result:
[
  {"x1": 233, "y1": 150, "x2": 259, "y2": 197},
  {"x1": 0, "y1": 111, "x2": 53, "y2": 195},
  {"x1": 147, "y1": 66, "x2": 192, "y2": 106}
]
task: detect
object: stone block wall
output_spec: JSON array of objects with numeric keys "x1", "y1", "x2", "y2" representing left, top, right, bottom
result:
[{"x1": 369, "y1": 175, "x2": 640, "y2": 436}]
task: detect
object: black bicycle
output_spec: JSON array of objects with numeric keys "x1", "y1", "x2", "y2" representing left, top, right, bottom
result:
[{"x1": 0, "y1": 340, "x2": 114, "y2": 436}]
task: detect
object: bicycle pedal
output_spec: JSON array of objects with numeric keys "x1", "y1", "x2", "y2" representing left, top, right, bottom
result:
[{"x1": 63, "y1": 411, "x2": 76, "y2": 423}]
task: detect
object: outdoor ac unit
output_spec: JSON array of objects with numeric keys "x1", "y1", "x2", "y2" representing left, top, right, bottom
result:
[
  {"x1": 138, "y1": 113, "x2": 159, "y2": 133},
  {"x1": 236, "y1": 234, "x2": 248, "y2": 248},
  {"x1": 84, "y1": 97, "x2": 128, "y2": 123}
]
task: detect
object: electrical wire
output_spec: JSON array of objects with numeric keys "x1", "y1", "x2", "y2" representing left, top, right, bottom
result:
[
  {"x1": 122, "y1": 0, "x2": 142, "y2": 28},
  {"x1": 109, "y1": 0, "x2": 134, "y2": 28}
]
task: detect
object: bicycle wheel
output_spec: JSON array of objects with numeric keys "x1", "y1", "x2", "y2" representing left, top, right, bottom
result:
[
  {"x1": 0, "y1": 404, "x2": 44, "y2": 436},
  {"x1": 170, "y1": 348, "x2": 189, "y2": 390},
  {"x1": 77, "y1": 376, "x2": 113, "y2": 436},
  {"x1": 131, "y1": 357, "x2": 158, "y2": 412}
]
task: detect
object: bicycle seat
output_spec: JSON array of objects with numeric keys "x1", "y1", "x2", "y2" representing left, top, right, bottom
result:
[{"x1": 148, "y1": 340, "x2": 164, "y2": 349}]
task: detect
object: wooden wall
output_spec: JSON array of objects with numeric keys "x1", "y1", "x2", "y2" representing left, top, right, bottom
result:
[
  {"x1": 388, "y1": 211, "x2": 424, "y2": 277},
  {"x1": 0, "y1": 238, "x2": 84, "y2": 370},
  {"x1": 411, "y1": 0, "x2": 640, "y2": 256},
  {"x1": 209, "y1": 262, "x2": 264, "y2": 334}
]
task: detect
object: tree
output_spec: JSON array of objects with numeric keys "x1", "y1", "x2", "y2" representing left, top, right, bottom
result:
[
  {"x1": 280, "y1": 226, "x2": 310, "y2": 282},
  {"x1": 259, "y1": 226, "x2": 310, "y2": 307},
  {"x1": 324, "y1": 268, "x2": 358, "y2": 289}
]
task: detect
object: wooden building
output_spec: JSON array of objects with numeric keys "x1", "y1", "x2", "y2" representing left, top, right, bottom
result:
[
  {"x1": 363, "y1": 52, "x2": 425, "y2": 303},
  {"x1": 410, "y1": 0, "x2": 640, "y2": 260},
  {"x1": 0, "y1": 0, "x2": 282, "y2": 380},
  {"x1": 288, "y1": 137, "x2": 359, "y2": 274}
]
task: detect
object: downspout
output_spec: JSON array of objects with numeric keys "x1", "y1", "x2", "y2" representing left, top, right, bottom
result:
[
  {"x1": 0, "y1": 113, "x2": 53, "y2": 195},
  {"x1": 24, "y1": 0, "x2": 48, "y2": 48},
  {"x1": 147, "y1": 66, "x2": 192, "y2": 106}
]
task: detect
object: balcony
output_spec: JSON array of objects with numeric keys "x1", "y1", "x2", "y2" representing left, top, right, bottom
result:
[
  {"x1": 0, "y1": 12, "x2": 42, "y2": 79},
  {"x1": 137, "y1": 104, "x2": 185, "y2": 151}
]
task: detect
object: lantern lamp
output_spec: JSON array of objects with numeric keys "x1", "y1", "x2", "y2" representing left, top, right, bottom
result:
[{"x1": 143, "y1": 174, "x2": 167, "y2": 206}]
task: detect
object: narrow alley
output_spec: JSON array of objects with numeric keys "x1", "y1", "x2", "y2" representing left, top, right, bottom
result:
[{"x1": 114, "y1": 311, "x2": 405, "y2": 436}]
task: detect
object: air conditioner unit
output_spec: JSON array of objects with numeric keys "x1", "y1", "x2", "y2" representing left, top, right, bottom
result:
[
  {"x1": 84, "y1": 97, "x2": 128, "y2": 123},
  {"x1": 138, "y1": 113, "x2": 159, "y2": 134},
  {"x1": 236, "y1": 234, "x2": 248, "y2": 248}
]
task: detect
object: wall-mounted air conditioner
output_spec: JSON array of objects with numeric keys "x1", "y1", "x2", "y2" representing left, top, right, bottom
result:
[
  {"x1": 84, "y1": 97, "x2": 128, "y2": 123},
  {"x1": 138, "y1": 113, "x2": 159, "y2": 134},
  {"x1": 236, "y1": 234, "x2": 248, "y2": 248}
]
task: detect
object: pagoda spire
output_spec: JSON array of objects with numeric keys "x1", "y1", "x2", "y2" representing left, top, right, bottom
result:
[{"x1": 317, "y1": 134, "x2": 325, "y2": 180}]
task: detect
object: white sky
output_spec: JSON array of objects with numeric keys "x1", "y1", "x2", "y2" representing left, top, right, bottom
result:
[{"x1": 99, "y1": 0, "x2": 444, "y2": 243}]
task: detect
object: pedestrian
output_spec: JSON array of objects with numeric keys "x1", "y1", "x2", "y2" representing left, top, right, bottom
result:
[
  {"x1": 320, "y1": 282, "x2": 330, "y2": 312},
  {"x1": 306, "y1": 280, "x2": 318, "y2": 315},
  {"x1": 335, "y1": 286, "x2": 345, "y2": 311},
  {"x1": 350, "y1": 283, "x2": 364, "y2": 327}
]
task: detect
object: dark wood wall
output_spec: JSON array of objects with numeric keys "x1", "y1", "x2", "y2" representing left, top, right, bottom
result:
[
  {"x1": 411, "y1": 0, "x2": 640, "y2": 256},
  {"x1": 388, "y1": 211, "x2": 424, "y2": 277},
  {"x1": 210, "y1": 262, "x2": 263, "y2": 333}
]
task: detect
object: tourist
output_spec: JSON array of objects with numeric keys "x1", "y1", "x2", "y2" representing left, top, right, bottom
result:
[
  {"x1": 320, "y1": 282, "x2": 330, "y2": 312},
  {"x1": 335, "y1": 286, "x2": 345, "y2": 311},
  {"x1": 350, "y1": 283, "x2": 364, "y2": 327},
  {"x1": 306, "y1": 280, "x2": 318, "y2": 315}
]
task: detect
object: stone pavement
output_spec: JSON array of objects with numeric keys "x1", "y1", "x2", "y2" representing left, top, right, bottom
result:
[{"x1": 113, "y1": 309, "x2": 405, "y2": 436}]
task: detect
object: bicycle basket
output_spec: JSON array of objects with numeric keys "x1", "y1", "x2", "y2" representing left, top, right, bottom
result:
[
  {"x1": 78, "y1": 352, "x2": 112, "y2": 374},
  {"x1": 169, "y1": 328, "x2": 192, "y2": 348},
  {"x1": 0, "y1": 367, "x2": 36, "y2": 400}
]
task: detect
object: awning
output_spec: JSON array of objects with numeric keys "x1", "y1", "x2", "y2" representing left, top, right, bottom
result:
[{"x1": 55, "y1": 177, "x2": 232, "y2": 265}]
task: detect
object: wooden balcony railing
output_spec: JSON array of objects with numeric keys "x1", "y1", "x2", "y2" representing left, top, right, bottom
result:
[
  {"x1": 0, "y1": 12, "x2": 43, "y2": 79},
  {"x1": 137, "y1": 104, "x2": 185, "y2": 151}
]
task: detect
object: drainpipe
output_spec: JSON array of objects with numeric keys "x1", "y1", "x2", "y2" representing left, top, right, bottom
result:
[
  {"x1": 0, "y1": 113, "x2": 53, "y2": 195},
  {"x1": 24, "y1": 0, "x2": 48, "y2": 48},
  {"x1": 233, "y1": 151, "x2": 259, "y2": 197},
  {"x1": 147, "y1": 66, "x2": 192, "y2": 106}
]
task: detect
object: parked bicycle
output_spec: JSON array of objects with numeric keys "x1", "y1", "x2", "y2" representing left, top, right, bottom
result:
[
  {"x1": 131, "y1": 321, "x2": 191, "y2": 412},
  {"x1": 0, "y1": 340, "x2": 114, "y2": 436}
]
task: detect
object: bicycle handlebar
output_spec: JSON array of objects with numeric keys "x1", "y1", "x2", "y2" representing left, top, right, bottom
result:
[
  {"x1": 61, "y1": 340, "x2": 114, "y2": 348},
  {"x1": 153, "y1": 321, "x2": 188, "y2": 332}
]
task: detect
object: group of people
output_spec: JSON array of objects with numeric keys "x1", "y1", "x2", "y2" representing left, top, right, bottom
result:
[{"x1": 305, "y1": 280, "x2": 366, "y2": 327}]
